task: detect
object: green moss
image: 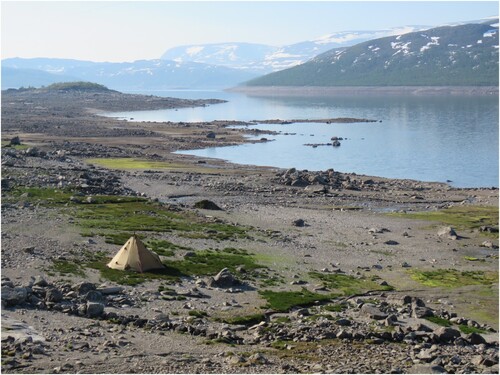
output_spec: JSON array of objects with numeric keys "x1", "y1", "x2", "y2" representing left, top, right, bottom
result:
[
  {"x1": 168, "y1": 248, "x2": 263, "y2": 276},
  {"x1": 86, "y1": 158, "x2": 186, "y2": 170},
  {"x1": 85, "y1": 253, "x2": 185, "y2": 285},
  {"x1": 464, "y1": 256, "x2": 484, "y2": 262},
  {"x1": 458, "y1": 324, "x2": 487, "y2": 334},
  {"x1": 147, "y1": 239, "x2": 192, "y2": 257},
  {"x1": 188, "y1": 310, "x2": 208, "y2": 318},
  {"x1": 425, "y1": 316, "x2": 452, "y2": 327},
  {"x1": 51, "y1": 260, "x2": 86, "y2": 277},
  {"x1": 74, "y1": 199, "x2": 248, "y2": 241},
  {"x1": 324, "y1": 302, "x2": 348, "y2": 312},
  {"x1": 309, "y1": 272, "x2": 394, "y2": 295},
  {"x1": 410, "y1": 269, "x2": 498, "y2": 288},
  {"x1": 389, "y1": 205, "x2": 499, "y2": 238},
  {"x1": 259, "y1": 288, "x2": 336, "y2": 312},
  {"x1": 223, "y1": 314, "x2": 266, "y2": 326}
]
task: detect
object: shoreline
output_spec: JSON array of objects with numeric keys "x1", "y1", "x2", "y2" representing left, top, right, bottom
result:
[{"x1": 229, "y1": 85, "x2": 500, "y2": 96}]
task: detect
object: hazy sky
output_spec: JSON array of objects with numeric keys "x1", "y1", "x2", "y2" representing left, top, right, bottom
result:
[{"x1": 1, "y1": 1, "x2": 498, "y2": 62}]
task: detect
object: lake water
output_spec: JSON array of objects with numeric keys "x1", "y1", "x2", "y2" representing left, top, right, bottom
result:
[{"x1": 111, "y1": 90, "x2": 499, "y2": 188}]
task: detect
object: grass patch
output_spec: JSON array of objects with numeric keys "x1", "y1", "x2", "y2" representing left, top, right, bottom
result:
[
  {"x1": 389, "y1": 205, "x2": 499, "y2": 238},
  {"x1": 86, "y1": 158, "x2": 186, "y2": 170},
  {"x1": 425, "y1": 316, "x2": 452, "y2": 327},
  {"x1": 309, "y1": 272, "x2": 394, "y2": 295},
  {"x1": 464, "y1": 256, "x2": 484, "y2": 262},
  {"x1": 147, "y1": 239, "x2": 193, "y2": 257},
  {"x1": 85, "y1": 252, "x2": 185, "y2": 286},
  {"x1": 259, "y1": 288, "x2": 336, "y2": 312},
  {"x1": 458, "y1": 325, "x2": 487, "y2": 334},
  {"x1": 169, "y1": 248, "x2": 263, "y2": 276},
  {"x1": 222, "y1": 314, "x2": 266, "y2": 326},
  {"x1": 188, "y1": 310, "x2": 208, "y2": 318},
  {"x1": 51, "y1": 260, "x2": 86, "y2": 277},
  {"x1": 324, "y1": 302, "x2": 348, "y2": 313},
  {"x1": 74, "y1": 199, "x2": 249, "y2": 241},
  {"x1": 410, "y1": 269, "x2": 498, "y2": 288}
]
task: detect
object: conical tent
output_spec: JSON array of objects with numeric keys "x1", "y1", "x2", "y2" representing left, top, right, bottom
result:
[{"x1": 107, "y1": 235, "x2": 164, "y2": 272}]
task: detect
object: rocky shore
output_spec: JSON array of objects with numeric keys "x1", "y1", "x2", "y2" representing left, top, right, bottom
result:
[{"x1": 1, "y1": 88, "x2": 498, "y2": 374}]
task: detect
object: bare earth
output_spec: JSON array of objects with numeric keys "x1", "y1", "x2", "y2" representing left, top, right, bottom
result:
[{"x1": 1, "y1": 88, "x2": 498, "y2": 374}]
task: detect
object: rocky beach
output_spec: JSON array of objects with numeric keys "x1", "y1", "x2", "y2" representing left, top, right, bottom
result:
[{"x1": 1, "y1": 86, "x2": 498, "y2": 374}]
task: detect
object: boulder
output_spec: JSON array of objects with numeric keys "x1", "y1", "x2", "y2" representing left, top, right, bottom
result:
[
  {"x1": 437, "y1": 226, "x2": 458, "y2": 240},
  {"x1": 9, "y1": 136, "x2": 21, "y2": 146},
  {"x1": 72, "y1": 282, "x2": 96, "y2": 295},
  {"x1": 1, "y1": 287, "x2": 28, "y2": 306},
  {"x1": 194, "y1": 200, "x2": 222, "y2": 210},
  {"x1": 86, "y1": 302, "x2": 104, "y2": 318},
  {"x1": 360, "y1": 304, "x2": 387, "y2": 320},
  {"x1": 292, "y1": 219, "x2": 305, "y2": 227},
  {"x1": 45, "y1": 288, "x2": 63, "y2": 303},
  {"x1": 433, "y1": 327, "x2": 461, "y2": 343},
  {"x1": 210, "y1": 268, "x2": 240, "y2": 288},
  {"x1": 466, "y1": 332, "x2": 487, "y2": 345}
]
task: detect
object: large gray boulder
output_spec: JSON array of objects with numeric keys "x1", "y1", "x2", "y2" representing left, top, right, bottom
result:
[
  {"x1": 1, "y1": 287, "x2": 28, "y2": 306},
  {"x1": 86, "y1": 302, "x2": 105, "y2": 318},
  {"x1": 360, "y1": 304, "x2": 387, "y2": 320},
  {"x1": 433, "y1": 326, "x2": 461, "y2": 343}
]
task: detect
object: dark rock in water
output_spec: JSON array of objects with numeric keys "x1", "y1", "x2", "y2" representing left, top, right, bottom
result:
[
  {"x1": 292, "y1": 219, "x2": 305, "y2": 227},
  {"x1": 194, "y1": 200, "x2": 222, "y2": 210},
  {"x1": 331, "y1": 140, "x2": 341, "y2": 147}
]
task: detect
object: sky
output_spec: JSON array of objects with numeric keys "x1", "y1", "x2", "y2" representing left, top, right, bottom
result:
[{"x1": 1, "y1": 1, "x2": 498, "y2": 62}]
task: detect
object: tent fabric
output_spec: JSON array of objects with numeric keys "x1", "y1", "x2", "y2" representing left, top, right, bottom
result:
[{"x1": 107, "y1": 235, "x2": 164, "y2": 272}]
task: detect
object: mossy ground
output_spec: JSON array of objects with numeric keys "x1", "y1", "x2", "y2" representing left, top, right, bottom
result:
[
  {"x1": 86, "y1": 157, "x2": 184, "y2": 170},
  {"x1": 409, "y1": 269, "x2": 498, "y2": 288},
  {"x1": 389, "y1": 205, "x2": 499, "y2": 238},
  {"x1": 309, "y1": 272, "x2": 394, "y2": 295}
]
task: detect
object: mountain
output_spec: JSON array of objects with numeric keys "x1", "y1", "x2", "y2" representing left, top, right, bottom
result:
[
  {"x1": 1, "y1": 66, "x2": 78, "y2": 89},
  {"x1": 161, "y1": 26, "x2": 426, "y2": 74},
  {"x1": 242, "y1": 20, "x2": 499, "y2": 87},
  {"x1": 1, "y1": 58, "x2": 258, "y2": 90}
]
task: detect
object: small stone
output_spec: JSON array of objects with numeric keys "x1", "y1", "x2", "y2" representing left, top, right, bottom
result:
[{"x1": 292, "y1": 219, "x2": 305, "y2": 227}]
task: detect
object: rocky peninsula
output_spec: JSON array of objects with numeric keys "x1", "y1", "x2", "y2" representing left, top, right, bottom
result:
[{"x1": 1, "y1": 86, "x2": 498, "y2": 374}]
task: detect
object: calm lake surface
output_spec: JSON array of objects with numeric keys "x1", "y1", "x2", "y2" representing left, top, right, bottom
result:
[{"x1": 112, "y1": 90, "x2": 499, "y2": 188}]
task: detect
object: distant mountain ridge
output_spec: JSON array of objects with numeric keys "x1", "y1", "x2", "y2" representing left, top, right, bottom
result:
[
  {"x1": 161, "y1": 26, "x2": 427, "y2": 74},
  {"x1": 243, "y1": 19, "x2": 499, "y2": 87},
  {"x1": 1, "y1": 58, "x2": 258, "y2": 90}
]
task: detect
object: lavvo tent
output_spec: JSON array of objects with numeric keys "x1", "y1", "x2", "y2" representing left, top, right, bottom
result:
[{"x1": 107, "y1": 235, "x2": 164, "y2": 272}]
